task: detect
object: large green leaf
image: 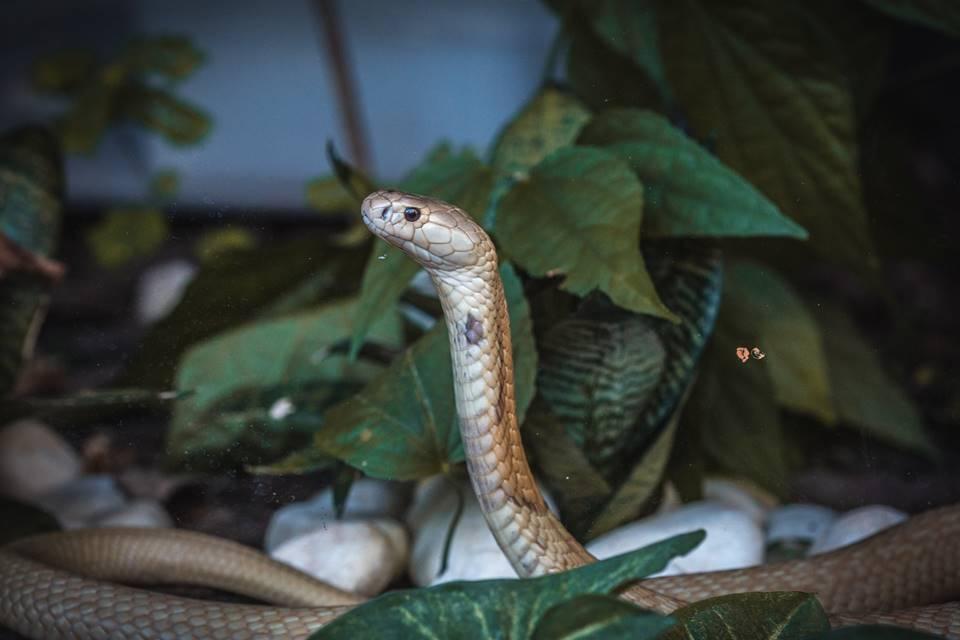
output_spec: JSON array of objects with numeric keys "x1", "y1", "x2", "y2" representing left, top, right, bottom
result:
[
  {"x1": 532, "y1": 594, "x2": 675, "y2": 640},
  {"x1": 861, "y1": 0, "x2": 960, "y2": 37},
  {"x1": 564, "y1": 14, "x2": 662, "y2": 112},
  {"x1": 314, "y1": 264, "x2": 534, "y2": 480},
  {"x1": 348, "y1": 145, "x2": 494, "y2": 358},
  {"x1": 721, "y1": 262, "x2": 835, "y2": 424},
  {"x1": 558, "y1": 0, "x2": 673, "y2": 107},
  {"x1": 664, "y1": 592, "x2": 830, "y2": 640},
  {"x1": 495, "y1": 146, "x2": 674, "y2": 320},
  {"x1": 816, "y1": 306, "x2": 935, "y2": 456},
  {"x1": 123, "y1": 235, "x2": 366, "y2": 389},
  {"x1": 577, "y1": 109, "x2": 805, "y2": 239},
  {"x1": 167, "y1": 297, "x2": 403, "y2": 469},
  {"x1": 309, "y1": 531, "x2": 703, "y2": 640},
  {"x1": 490, "y1": 87, "x2": 592, "y2": 179},
  {"x1": 658, "y1": 0, "x2": 874, "y2": 269}
]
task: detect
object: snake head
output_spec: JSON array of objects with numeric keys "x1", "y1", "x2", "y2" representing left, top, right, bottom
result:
[{"x1": 361, "y1": 189, "x2": 493, "y2": 271}]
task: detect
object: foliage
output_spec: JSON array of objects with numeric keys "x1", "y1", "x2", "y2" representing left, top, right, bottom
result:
[
  {"x1": 309, "y1": 532, "x2": 701, "y2": 640},
  {"x1": 0, "y1": 126, "x2": 63, "y2": 395},
  {"x1": 32, "y1": 36, "x2": 210, "y2": 154}
]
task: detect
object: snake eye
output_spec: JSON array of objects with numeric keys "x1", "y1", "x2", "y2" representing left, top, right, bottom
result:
[{"x1": 404, "y1": 207, "x2": 421, "y2": 222}]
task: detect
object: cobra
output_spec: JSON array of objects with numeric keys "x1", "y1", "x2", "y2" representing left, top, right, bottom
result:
[{"x1": 0, "y1": 190, "x2": 957, "y2": 639}]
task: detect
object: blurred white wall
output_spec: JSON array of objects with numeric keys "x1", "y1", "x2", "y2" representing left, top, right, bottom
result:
[{"x1": 0, "y1": 0, "x2": 557, "y2": 210}]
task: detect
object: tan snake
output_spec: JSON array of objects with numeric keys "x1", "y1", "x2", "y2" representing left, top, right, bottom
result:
[{"x1": 1, "y1": 189, "x2": 958, "y2": 639}]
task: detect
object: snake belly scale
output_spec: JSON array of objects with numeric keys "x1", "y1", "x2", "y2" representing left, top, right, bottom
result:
[{"x1": 0, "y1": 190, "x2": 957, "y2": 639}]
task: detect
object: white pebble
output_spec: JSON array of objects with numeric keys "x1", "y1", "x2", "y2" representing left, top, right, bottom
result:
[
  {"x1": 136, "y1": 259, "x2": 197, "y2": 324},
  {"x1": 91, "y1": 499, "x2": 173, "y2": 528},
  {"x1": 271, "y1": 519, "x2": 408, "y2": 596},
  {"x1": 265, "y1": 478, "x2": 410, "y2": 552},
  {"x1": 587, "y1": 501, "x2": 764, "y2": 576},
  {"x1": 35, "y1": 475, "x2": 127, "y2": 529},
  {"x1": 0, "y1": 420, "x2": 81, "y2": 502},
  {"x1": 767, "y1": 504, "x2": 837, "y2": 546},
  {"x1": 808, "y1": 505, "x2": 907, "y2": 555}
]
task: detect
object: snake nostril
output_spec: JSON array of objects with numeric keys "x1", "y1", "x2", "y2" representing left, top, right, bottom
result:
[{"x1": 381, "y1": 205, "x2": 390, "y2": 220}]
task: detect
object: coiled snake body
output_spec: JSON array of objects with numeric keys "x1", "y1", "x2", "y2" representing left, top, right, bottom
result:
[{"x1": 1, "y1": 190, "x2": 958, "y2": 639}]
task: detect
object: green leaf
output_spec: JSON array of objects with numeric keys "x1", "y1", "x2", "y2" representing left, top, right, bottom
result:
[
  {"x1": 861, "y1": 0, "x2": 960, "y2": 37},
  {"x1": 58, "y1": 84, "x2": 115, "y2": 154},
  {"x1": 565, "y1": 0, "x2": 673, "y2": 107},
  {"x1": 722, "y1": 262, "x2": 835, "y2": 424},
  {"x1": 565, "y1": 15, "x2": 662, "y2": 112},
  {"x1": 248, "y1": 445, "x2": 337, "y2": 476},
  {"x1": 167, "y1": 297, "x2": 403, "y2": 469},
  {"x1": 495, "y1": 146, "x2": 674, "y2": 320},
  {"x1": 0, "y1": 126, "x2": 63, "y2": 258},
  {"x1": 490, "y1": 86, "x2": 592, "y2": 178},
  {"x1": 86, "y1": 207, "x2": 168, "y2": 268},
  {"x1": 658, "y1": 1, "x2": 874, "y2": 269},
  {"x1": 816, "y1": 306, "x2": 935, "y2": 456},
  {"x1": 305, "y1": 175, "x2": 357, "y2": 214},
  {"x1": 532, "y1": 594, "x2": 675, "y2": 640},
  {"x1": 193, "y1": 226, "x2": 258, "y2": 262},
  {"x1": 577, "y1": 109, "x2": 806, "y2": 239},
  {"x1": 348, "y1": 145, "x2": 494, "y2": 358},
  {"x1": 309, "y1": 531, "x2": 704, "y2": 640},
  {"x1": 116, "y1": 36, "x2": 205, "y2": 80},
  {"x1": 123, "y1": 235, "x2": 366, "y2": 388},
  {"x1": 315, "y1": 264, "x2": 534, "y2": 479},
  {"x1": 0, "y1": 498, "x2": 59, "y2": 546},
  {"x1": 327, "y1": 141, "x2": 378, "y2": 205},
  {"x1": 665, "y1": 592, "x2": 829, "y2": 640},
  {"x1": 117, "y1": 84, "x2": 211, "y2": 146}
]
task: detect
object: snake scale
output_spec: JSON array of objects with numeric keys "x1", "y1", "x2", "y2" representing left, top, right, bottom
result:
[{"x1": 1, "y1": 190, "x2": 958, "y2": 639}]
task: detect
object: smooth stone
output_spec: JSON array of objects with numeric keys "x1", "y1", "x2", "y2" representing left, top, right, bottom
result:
[
  {"x1": 135, "y1": 259, "x2": 197, "y2": 324},
  {"x1": 265, "y1": 478, "x2": 410, "y2": 552},
  {"x1": 0, "y1": 420, "x2": 82, "y2": 502},
  {"x1": 91, "y1": 499, "x2": 173, "y2": 528},
  {"x1": 587, "y1": 501, "x2": 764, "y2": 576},
  {"x1": 766, "y1": 504, "x2": 837, "y2": 546},
  {"x1": 35, "y1": 475, "x2": 128, "y2": 529},
  {"x1": 405, "y1": 476, "x2": 558, "y2": 587},
  {"x1": 808, "y1": 505, "x2": 907, "y2": 556},
  {"x1": 703, "y1": 477, "x2": 778, "y2": 525},
  {"x1": 270, "y1": 518, "x2": 408, "y2": 596}
]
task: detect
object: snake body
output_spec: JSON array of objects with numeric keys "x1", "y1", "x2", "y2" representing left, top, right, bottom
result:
[{"x1": 1, "y1": 190, "x2": 958, "y2": 638}]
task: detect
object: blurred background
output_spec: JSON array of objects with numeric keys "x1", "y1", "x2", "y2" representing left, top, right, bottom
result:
[{"x1": 1, "y1": 0, "x2": 556, "y2": 208}]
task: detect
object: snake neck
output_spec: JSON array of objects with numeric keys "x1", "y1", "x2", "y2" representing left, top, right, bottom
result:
[{"x1": 430, "y1": 266, "x2": 595, "y2": 576}]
